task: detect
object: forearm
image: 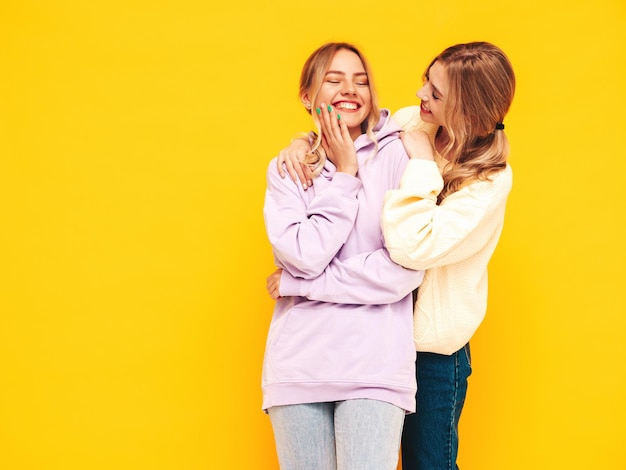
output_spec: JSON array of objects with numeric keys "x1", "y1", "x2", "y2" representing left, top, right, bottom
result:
[
  {"x1": 279, "y1": 249, "x2": 424, "y2": 305},
  {"x1": 265, "y1": 164, "x2": 362, "y2": 278},
  {"x1": 383, "y1": 159, "x2": 511, "y2": 269}
]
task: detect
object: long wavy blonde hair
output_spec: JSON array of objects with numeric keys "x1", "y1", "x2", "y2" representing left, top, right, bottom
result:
[
  {"x1": 298, "y1": 42, "x2": 380, "y2": 176},
  {"x1": 428, "y1": 42, "x2": 516, "y2": 202}
]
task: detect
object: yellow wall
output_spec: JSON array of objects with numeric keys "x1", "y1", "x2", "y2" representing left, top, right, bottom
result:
[{"x1": 1, "y1": 1, "x2": 625, "y2": 469}]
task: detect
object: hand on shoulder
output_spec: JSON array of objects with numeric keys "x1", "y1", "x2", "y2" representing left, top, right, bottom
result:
[{"x1": 400, "y1": 129, "x2": 435, "y2": 161}]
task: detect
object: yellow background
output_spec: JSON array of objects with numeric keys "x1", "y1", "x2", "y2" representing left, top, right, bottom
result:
[{"x1": 1, "y1": 0, "x2": 625, "y2": 469}]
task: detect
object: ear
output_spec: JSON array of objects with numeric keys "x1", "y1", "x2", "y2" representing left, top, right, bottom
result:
[{"x1": 301, "y1": 93, "x2": 312, "y2": 110}]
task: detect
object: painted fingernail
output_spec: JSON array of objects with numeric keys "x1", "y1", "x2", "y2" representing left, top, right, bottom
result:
[
  {"x1": 327, "y1": 105, "x2": 332, "y2": 112},
  {"x1": 316, "y1": 107, "x2": 321, "y2": 114},
  {"x1": 337, "y1": 114, "x2": 341, "y2": 120}
]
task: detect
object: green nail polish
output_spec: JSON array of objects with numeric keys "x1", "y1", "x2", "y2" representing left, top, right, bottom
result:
[
  {"x1": 316, "y1": 107, "x2": 321, "y2": 114},
  {"x1": 327, "y1": 105, "x2": 332, "y2": 112},
  {"x1": 337, "y1": 114, "x2": 341, "y2": 120}
]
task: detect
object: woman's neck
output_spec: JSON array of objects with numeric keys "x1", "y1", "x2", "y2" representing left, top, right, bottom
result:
[{"x1": 435, "y1": 126, "x2": 452, "y2": 161}]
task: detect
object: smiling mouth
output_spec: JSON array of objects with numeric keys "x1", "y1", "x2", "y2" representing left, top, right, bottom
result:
[
  {"x1": 334, "y1": 102, "x2": 359, "y2": 111},
  {"x1": 420, "y1": 102, "x2": 431, "y2": 113}
]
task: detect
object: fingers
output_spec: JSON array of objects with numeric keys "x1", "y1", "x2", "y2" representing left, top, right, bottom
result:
[
  {"x1": 318, "y1": 104, "x2": 342, "y2": 142},
  {"x1": 300, "y1": 162, "x2": 313, "y2": 189},
  {"x1": 277, "y1": 151, "x2": 287, "y2": 179},
  {"x1": 266, "y1": 279, "x2": 280, "y2": 300},
  {"x1": 321, "y1": 134, "x2": 329, "y2": 154},
  {"x1": 266, "y1": 269, "x2": 283, "y2": 300},
  {"x1": 278, "y1": 150, "x2": 297, "y2": 182},
  {"x1": 285, "y1": 157, "x2": 300, "y2": 184},
  {"x1": 277, "y1": 138, "x2": 312, "y2": 184},
  {"x1": 281, "y1": 155, "x2": 310, "y2": 189},
  {"x1": 293, "y1": 161, "x2": 309, "y2": 190},
  {"x1": 337, "y1": 113, "x2": 350, "y2": 140},
  {"x1": 317, "y1": 103, "x2": 358, "y2": 175},
  {"x1": 268, "y1": 284, "x2": 281, "y2": 301}
]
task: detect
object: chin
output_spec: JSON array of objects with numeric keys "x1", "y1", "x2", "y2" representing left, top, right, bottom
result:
[{"x1": 419, "y1": 110, "x2": 433, "y2": 121}]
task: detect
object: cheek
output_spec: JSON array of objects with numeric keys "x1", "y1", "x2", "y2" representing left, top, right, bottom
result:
[
  {"x1": 361, "y1": 91, "x2": 373, "y2": 109},
  {"x1": 314, "y1": 96, "x2": 329, "y2": 109},
  {"x1": 315, "y1": 87, "x2": 332, "y2": 106}
]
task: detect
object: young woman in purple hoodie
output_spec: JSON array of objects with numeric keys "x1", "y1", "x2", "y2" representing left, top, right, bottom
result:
[{"x1": 262, "y1": 42, "x2": 424, "y2": 470}]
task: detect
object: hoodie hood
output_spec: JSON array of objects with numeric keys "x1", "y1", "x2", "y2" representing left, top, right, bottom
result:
[
  {"x1": 354, "y1": 108, "x2": 402, "y2": 155},
  {"x1": 318, "y1": 108, "x2": 402, "y2": 177}
]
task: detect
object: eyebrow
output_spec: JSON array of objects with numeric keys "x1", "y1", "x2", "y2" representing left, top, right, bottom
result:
[{"x1": 325, "y1": 70, "x2": 368, "y2": 77}]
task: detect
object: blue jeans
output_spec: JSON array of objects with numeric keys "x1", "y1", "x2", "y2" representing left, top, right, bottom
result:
[
  {"x1": 401, "y1": 344, "x2": 472, "y2": 470},
  {"x1": 268, "y1": 399, "x2": 405, "y2": 470}
]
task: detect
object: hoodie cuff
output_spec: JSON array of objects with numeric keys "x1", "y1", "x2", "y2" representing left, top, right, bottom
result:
[
  {"x1": 331, "y1": 171, "x2": 361, "y2": 197},
  {"x1": 279, "y1": 270, "x2": 303, "y2": 297}
]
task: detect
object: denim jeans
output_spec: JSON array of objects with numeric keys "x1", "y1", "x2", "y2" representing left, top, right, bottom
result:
[
  {"x1": 268, "y1": 399, "x2": 405, "y2": 470},
  {"x1": 401, "y1": 344, "x2": 472, "y2": 470}
]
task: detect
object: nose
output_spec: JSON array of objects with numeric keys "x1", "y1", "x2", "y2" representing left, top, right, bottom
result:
[
  {"x1": 342, "y1": 83, "x2": 356, "y2": 95},
  {"x1": 416, "y1": 86, "x2": 426, "y2": 101}
]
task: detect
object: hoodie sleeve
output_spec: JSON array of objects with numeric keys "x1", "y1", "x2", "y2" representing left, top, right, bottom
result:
[
  {"x1": 382, "y1": 159, "x2": 513, "y2": 270},
  {"x1": 279, "y1": 247, "x2": 424, "y2": 305},
  {"x1": 263, "y1": 158, "x2": 362, "y2": 279}
]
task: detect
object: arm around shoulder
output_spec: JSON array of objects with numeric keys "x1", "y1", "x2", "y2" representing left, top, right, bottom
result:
[{"x1": 383, "y1": 163, "x2": 512, "y2": 270}]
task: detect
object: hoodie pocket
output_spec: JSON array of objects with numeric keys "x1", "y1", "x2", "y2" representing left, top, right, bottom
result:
[{"x1": 267, "y1": 302, "x2": 414, "y2": 385}]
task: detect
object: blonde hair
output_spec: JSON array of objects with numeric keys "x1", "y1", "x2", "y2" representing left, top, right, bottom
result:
[
  {"x1": 426, "y1": 42, "x2": 515, "y2": 202},
  {"x1": 298, "y1": 42, "x2": 380, "y2": 176}
]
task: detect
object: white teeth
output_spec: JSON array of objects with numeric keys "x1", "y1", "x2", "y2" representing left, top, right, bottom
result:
[{"x1": 336, "y1": 102, "x2": 357, "y2": 110}]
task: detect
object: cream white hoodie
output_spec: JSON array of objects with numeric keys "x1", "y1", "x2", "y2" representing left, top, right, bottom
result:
[{"x1": 383, "y1": 106, "x2": 513, "y2": 355}]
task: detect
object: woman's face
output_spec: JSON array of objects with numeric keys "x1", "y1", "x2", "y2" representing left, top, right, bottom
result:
[
  {"x1": 416, "y1": 60, "x2": 448, "y2": 128},
  {"x1": 313, "y1": 49, "x2": 372, "y2": 140}
]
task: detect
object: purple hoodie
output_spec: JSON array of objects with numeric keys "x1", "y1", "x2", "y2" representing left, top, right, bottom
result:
[{"x1": 262, "y1": 109, "x2": 424, "y2": 412}]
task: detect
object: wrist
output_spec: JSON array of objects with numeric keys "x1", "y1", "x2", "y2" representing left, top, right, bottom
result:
[{"x1": 335, "y1": 164, "x2": 358, "y2": 176}]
